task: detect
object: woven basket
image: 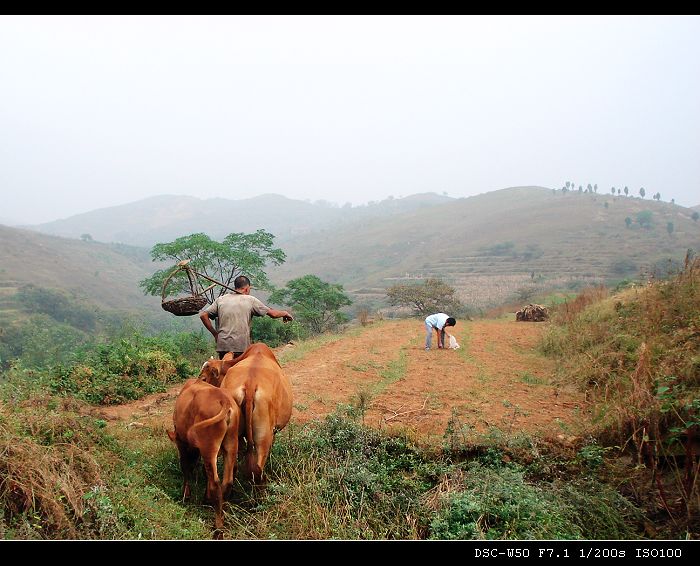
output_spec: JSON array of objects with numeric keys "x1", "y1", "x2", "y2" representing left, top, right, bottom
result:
[
  {"x1": 161, "y1": 295, "x2": 208, "y2": 316},
  {"x1": 161, "y1": 262, "x2": 208, "y2": 316}
]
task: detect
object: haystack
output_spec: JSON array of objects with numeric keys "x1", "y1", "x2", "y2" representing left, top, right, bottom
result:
[{"x1": 515, "y1": 303, "x2": 549, "y2": 322}]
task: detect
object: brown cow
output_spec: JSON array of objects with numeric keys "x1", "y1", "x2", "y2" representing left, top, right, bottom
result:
[
  {"x1": 167, "y1": 378, "x2": 239, "y2": 532},
  {"x1": 216, "y1": 343, "x2": 293, "y2": 483}
]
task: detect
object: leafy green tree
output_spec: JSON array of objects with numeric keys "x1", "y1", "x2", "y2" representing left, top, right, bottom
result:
[
  {"x1": 139, "y1": 230, "x2": 285, "y2": 304},
  {"x1": 639, "y1": 187, "x2": 646, "y2": 199},
  {"x1": 252, "y1": 316, "x2": 302, "y2": 346},
  {"x1": 692, "y1": 211, "x2": 699, "y2": 222},
  {"x1": 610, "y1": 187, "x2": 616, "y2": 195},
  {"x1": 625, "y1": 217, "x2": 632, "y2": 228},
  {"x1": 270, "y1": 275, "x2": 352, "y2": 334},
  {"x1": 387, "y1": 278, "x2": 464, "y2": 316},
  {"x1": 624, "y1": 186, "x2": 629, "y2": 197}
]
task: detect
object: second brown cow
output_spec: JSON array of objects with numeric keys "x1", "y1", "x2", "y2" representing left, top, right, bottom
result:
[
  {"x1": 202, "y1": 343, "x2": 292, "y2": 483},
  {"x1": 167, "y1": 378, "x2": 239, "y2": 532}
]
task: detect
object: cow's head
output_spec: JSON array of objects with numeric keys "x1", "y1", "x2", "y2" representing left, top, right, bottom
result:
[{"x1": 199, "y1": 358, "x2": 225, "y2": 387}]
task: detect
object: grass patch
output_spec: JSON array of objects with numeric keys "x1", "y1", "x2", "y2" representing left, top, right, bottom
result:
[
  {"x1": 0, "y1": 391, "x2": 649, "y2": 540},
  {"x1": 520, "y1": 372, "x2": 546, "y2": 385}
]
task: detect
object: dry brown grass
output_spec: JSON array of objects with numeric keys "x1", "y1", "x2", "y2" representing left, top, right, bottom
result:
[
  {"x1": 542, "y1": 253, "x2": 700, "y2": 535},
  {"x1": 550, "y1": 285, "x2": 609, "y2": 325},
  {"x1": 0, "y1": 400, "x2": 103, "y2": 538}
]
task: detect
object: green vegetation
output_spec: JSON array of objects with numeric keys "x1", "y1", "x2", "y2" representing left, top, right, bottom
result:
[
  {"x1": 0, "y1": 285, "x2": 136, "y2": 370},
  {"x1": 0, "y1": 388, "x2": 646, "y2": 540},
  {"x1": 3, "y1": 329, "x2": 210, "y2": 405},
  {"x1": 251, "y1": 316, "x2": 303, "y2": 347},
  {"x1": 139, "y1": 230, "x2": 286, "y2": 302},
  {"x1": 542, "y1": 252, "x2": 700, "y2": 536},
  {"x1": 270, "y1": 274, "x2": 352, "y2": 334},
  {"x1": 0, "y1": 310, "x2": 655, "y2": 540}
]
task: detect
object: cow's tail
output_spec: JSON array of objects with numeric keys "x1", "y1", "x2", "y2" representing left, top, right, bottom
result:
[
  {"x1": 242, "y1": 383, "x2": 262, "y2": 481},
  {"x1": 244, "y1": 384, "x2": 257, "y2": 451},
  {"x1": 187, "y1": 401, "x2": 232, "y2": 449}
]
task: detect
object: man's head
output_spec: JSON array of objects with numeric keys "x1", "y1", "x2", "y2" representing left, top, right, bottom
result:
[
  {"x1": 234, "y1": 275, "x2": 252, "y2": 293},
  {"x1": 446, "y1": 317, "x2": 456, "y2": 327}
]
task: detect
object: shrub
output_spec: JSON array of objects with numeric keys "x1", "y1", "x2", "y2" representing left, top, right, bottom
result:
[{"x1": 42, "y1": 330, "x2": 210, "y2": 405}]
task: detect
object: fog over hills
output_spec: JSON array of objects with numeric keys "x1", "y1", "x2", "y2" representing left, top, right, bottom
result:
[
  {"x1": 5, "y1": 186, "x2": 700, "y2": 314},
  {"x1": 28, "y1": 192, "x2": 455, "y2": 247}
]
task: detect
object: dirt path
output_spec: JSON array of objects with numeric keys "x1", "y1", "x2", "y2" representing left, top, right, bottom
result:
[{"x1": 97, "y1": 319, "x2": 587, "y2": 447}]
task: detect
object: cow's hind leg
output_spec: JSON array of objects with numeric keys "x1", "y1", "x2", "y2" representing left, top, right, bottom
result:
[
  {"x1": 201, "y1": 448, "x2": 225, "y2": 531},
  {"x1": 248, "y1": 423, "x2": 273, "y2": 484},
  {"x1": 177, "y1": 443, "x2": 199, "y2": 502},
  {"x1": 221, "y1": 430, "x2": 239, "y2": 500}
]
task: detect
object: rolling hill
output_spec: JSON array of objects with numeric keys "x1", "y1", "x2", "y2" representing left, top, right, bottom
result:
[
  {"x1": 267, "y1": 187, "x2": 700, "y2": 308},
  {"x1": 6, "y1": 187, "x2": 700, "y2": 316},
  {"x1": 29, "y1": 192, "x2": 455, "y2": 247},
  {"x1": 0, "y1": 224, "x2": 163, "y2": 319}
]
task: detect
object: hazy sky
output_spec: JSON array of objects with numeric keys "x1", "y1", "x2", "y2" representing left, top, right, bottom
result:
[{"x1": 2, "y1": 15, "x2": 699, "y2": 224}]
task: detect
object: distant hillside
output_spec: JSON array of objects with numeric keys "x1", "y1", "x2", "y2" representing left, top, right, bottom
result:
[
  {"x1": 0, "y1": 224, "x2": 162, "y2": 317},
  {"x1": 268, "y1": 187, "x2": 700, "y2": 309},
  {"x1": 9, "y1": 187, "x2": 700, "y2": 316},
  {"x1": 29, "y1": 192, "x2": 455, "y2": 247}
]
